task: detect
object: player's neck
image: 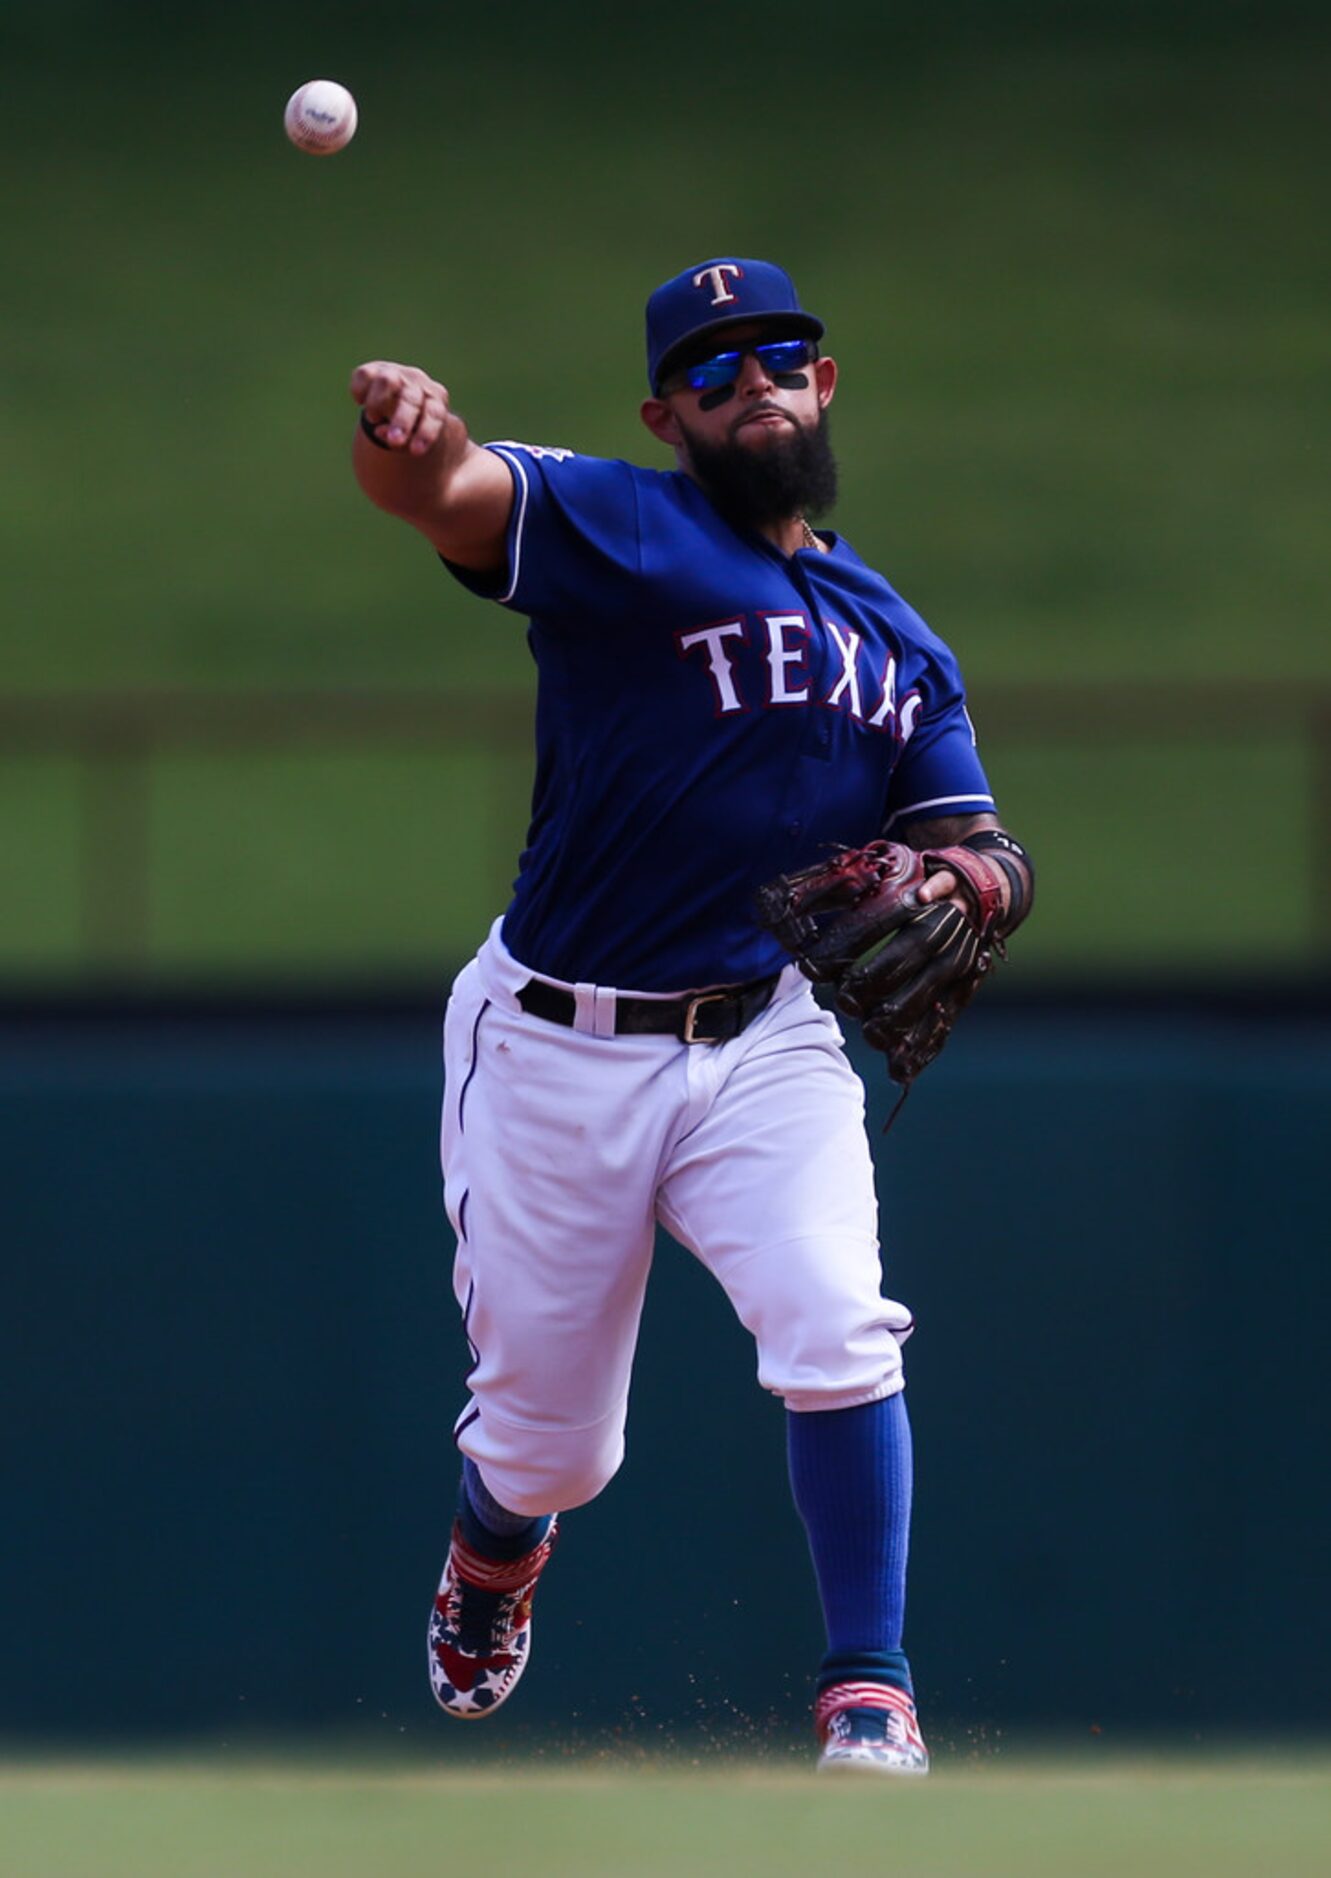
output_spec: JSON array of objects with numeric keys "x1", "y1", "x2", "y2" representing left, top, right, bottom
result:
[{"x1": 749, "y1": 514, "x2": 827, "y2": 556}]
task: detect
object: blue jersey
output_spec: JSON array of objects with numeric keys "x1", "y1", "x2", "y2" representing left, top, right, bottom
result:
[{"x1": 447, "y1": 446, "x2": 994, "y2": 992}]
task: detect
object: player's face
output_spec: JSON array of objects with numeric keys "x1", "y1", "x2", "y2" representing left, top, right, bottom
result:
[
  {"x1": 641, "y1": 323, "x2": 840, "y2": 531},
  {"x1": 640, "y1": 322, "x2": 837, "y2": 465}
]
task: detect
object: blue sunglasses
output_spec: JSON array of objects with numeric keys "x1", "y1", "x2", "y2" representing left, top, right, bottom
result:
[{"x1": 669, "y1": 338, "x2": 816, "y2": 394}]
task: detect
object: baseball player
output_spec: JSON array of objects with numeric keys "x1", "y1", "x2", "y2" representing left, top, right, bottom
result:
[{"x1": 349, "y1": 258, "x2": 1033, "y2": 1774}]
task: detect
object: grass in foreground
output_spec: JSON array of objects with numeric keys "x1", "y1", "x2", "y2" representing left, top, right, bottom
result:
[{"x1": 1, "y1": 1747, "x2": 1328, "y2": 1878}]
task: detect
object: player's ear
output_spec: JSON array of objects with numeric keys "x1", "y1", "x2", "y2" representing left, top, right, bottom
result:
[
  {"x1": 640, "y1": 397, "x2": 682, "y2": 446},
  {"x1": 814, "y1": 355, "x2": 837, "y2": 409}
]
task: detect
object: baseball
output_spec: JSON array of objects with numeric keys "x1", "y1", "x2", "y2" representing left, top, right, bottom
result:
[{"x1": 284, "y1": 80, "x2": 358, "y2": 156}]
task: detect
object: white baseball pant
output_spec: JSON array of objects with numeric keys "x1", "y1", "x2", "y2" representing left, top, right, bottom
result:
[{"x1": 440, "y1": 920, "x2": 914, "y2": 1518}]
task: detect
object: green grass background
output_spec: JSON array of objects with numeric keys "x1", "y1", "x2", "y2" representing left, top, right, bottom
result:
[
  {"x1": 2, "y1": 1751, "x2": 1329, "y2": 1878},
  {"x1": 3, "y1": 6, "x2": 1329, "y2": 978}
]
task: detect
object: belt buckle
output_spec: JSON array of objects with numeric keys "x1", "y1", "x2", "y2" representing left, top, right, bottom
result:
[{"x1": 681, "y1": 990, "x2": 728, "y2": 1044}]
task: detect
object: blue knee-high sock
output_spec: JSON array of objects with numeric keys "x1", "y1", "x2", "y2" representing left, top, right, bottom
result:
[
  {"x1": 457, "y1": 1456, "x2": 553, "y2": 1561},
  {"x1": 786, "y1": 1392, "x2": 914, "y2": 1696}
]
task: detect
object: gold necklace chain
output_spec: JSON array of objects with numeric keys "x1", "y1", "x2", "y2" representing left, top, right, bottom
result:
[{"x1": 800, "y1": 517, "x2": 822, "y2": 551}]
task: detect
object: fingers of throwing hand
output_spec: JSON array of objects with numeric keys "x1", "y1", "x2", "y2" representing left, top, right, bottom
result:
[
  {"x1": 409, "y1": 386, "x2": 450, "y2": 456},
  {"x1": 373, "y1": 374, "x2": 424, "y2": 445},
  {"x1": 349, "y1": 363, "x2": 449, "y2": 451},
  {"x1": 349, "y1": 361, "x2": 398, "y2": 409}
]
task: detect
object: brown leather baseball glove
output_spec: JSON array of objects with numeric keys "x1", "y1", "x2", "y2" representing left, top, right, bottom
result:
[{"x1": 755, "y1": 837, "x2": 1021, "y2": 1093}]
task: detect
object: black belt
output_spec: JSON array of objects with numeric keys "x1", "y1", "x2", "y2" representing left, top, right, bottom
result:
[{"x1": 516, "y1": 973, "x2": 780, "y2": 1044}]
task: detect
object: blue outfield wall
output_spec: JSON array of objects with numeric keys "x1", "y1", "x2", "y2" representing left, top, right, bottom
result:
[{"x1": 2, "y1": 986, "x2": 1329, "y2": 1744}]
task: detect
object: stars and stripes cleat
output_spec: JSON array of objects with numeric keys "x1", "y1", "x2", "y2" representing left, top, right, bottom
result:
[
  {"x1": 815, "y1": 1680, "x2": 930, "y2": 1775},
  {"x1": 427, "y1": 1517, "x2": 558, "y2": 1719}
]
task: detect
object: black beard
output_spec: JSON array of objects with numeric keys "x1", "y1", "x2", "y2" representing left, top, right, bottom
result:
[{"x1": 682, "y1": 408, "x2": 839, "y2": 533}]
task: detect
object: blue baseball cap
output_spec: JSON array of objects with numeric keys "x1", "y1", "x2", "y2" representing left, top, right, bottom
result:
[{"x1": 646, "y1": 257, "x2": 825, "y2": 393}]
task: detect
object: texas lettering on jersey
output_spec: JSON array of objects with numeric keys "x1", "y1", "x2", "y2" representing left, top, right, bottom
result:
[{"x1": 676, "y1": 614, "x2": 922, "y2": 738}]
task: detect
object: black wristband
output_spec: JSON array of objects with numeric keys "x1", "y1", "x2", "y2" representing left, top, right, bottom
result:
[
  {"x1": 960, "y1": 828, "x2": 1034, "y2": 932},
  {"x1": 960, "y1": 827, "x2": 1031, "y2": 866},
  {"x1": 359, "y1": 411, "x2": 391, "y2": 450}
]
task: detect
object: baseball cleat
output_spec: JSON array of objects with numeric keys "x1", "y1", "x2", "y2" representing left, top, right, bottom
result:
[
  {"x1": 428, "y1": 1517, "x2": 558, "y2": 1719},
  {"x1": 815, "y1": 1680, "x2": 930, "y2": 1775}
]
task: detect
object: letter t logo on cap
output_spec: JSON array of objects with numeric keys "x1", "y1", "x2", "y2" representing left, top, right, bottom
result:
[{"x1": 692, "y1": 263, "x2": 744, "y2": 307}]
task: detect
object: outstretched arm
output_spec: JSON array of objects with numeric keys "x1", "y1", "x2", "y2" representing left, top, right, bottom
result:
[{"x1": 349, "y1": 360, "x2": 514, "y2": 573}]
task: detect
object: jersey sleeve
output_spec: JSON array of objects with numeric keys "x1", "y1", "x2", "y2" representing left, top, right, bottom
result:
[
  {"x1": 443, "y1": 443, "x2": 643, "y2": 625},
  {"x1": 881, "y1": 635, "x2": 996, "y2": 832}
]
